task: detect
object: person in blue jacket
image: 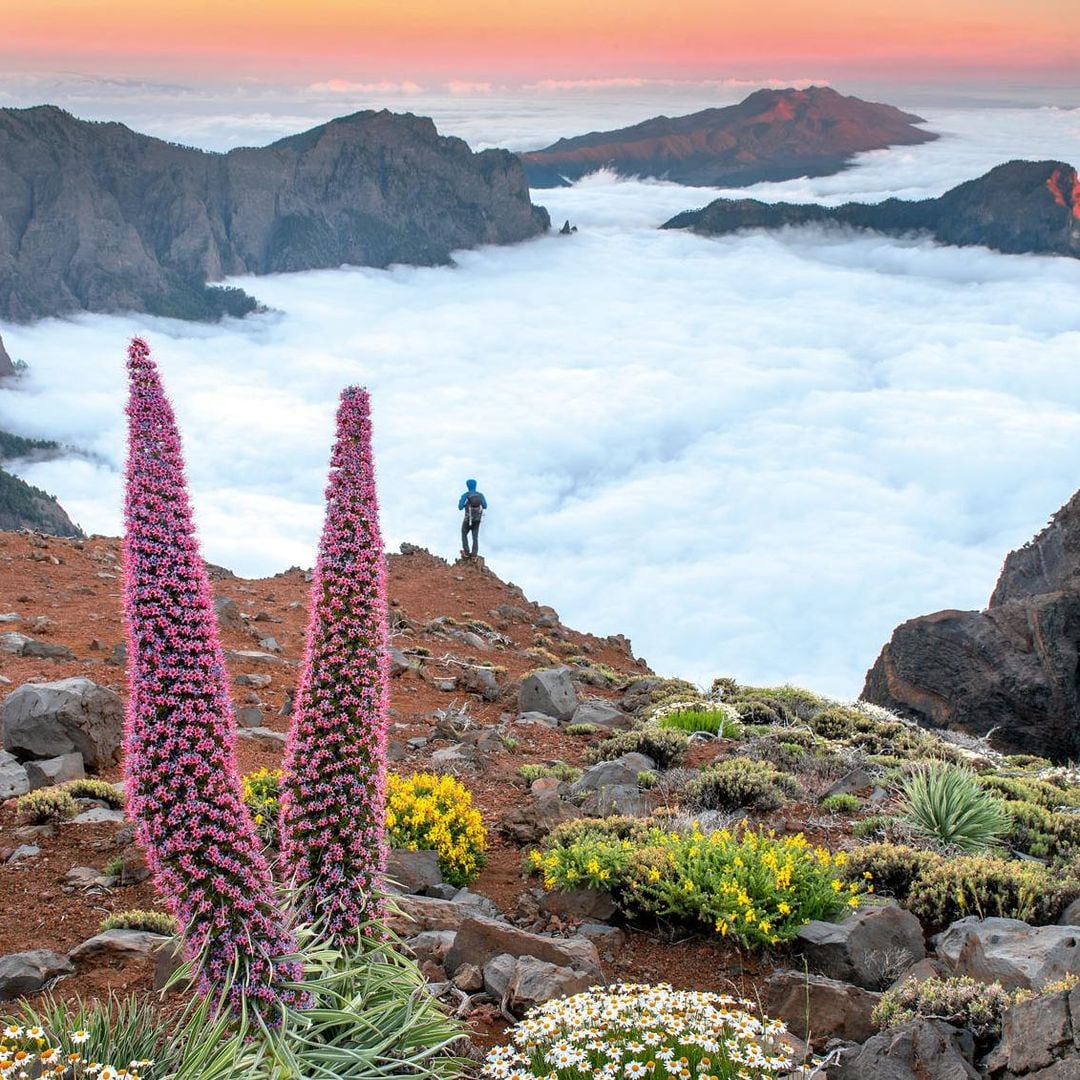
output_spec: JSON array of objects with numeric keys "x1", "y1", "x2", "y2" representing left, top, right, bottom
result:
[{"x1": 458, "y1": 479, "x2": 487, "y2": 559}]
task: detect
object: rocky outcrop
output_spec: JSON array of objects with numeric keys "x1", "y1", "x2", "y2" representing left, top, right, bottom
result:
[
  {"x1": 521, "y1": 86, "x2": 936, "y2": 188},
  {"x1": 863, "y1": 488, "x2": 1080, "y2": 759},
  {"x1": 664, "y1": 160, "x2": 1080, "y2": 261},
  {"x1": 0, "y1": 105, "x2": 550, "y2": 322},
  {"x1": 0, "y1": 429, "x2": 82, "y2": 536},
  {"x1": 0, "y1": 334, "x2": 13, "y2": 378}
]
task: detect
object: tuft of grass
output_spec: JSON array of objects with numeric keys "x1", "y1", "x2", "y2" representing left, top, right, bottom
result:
[
  {"x1": 658, "y1": 708, "x2": 742, "y2": 738},
  {"x1": 566, "y1": 722, "x2": 597, "y2": 736},
  {"x1": 100, "y1": 909, "x2": 179, "y2": 935},
  {"x1": 519, "y1": 762, "x2": 582, "y2": 783},
  {"x1": 821, "y1": 793, "x2": 861, "y2": 814}
]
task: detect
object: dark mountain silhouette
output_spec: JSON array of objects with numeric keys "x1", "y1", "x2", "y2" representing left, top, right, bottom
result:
[
  {"x1": 0, "y1": 430, "x2": 82, "y2": 536},
  {"x1": 520, "y1": 86, "x2": 936, "y2": 188},
  {"x1": 0, "y1": 106, "x2": 550, "y2": 322},
  {"x1": 663, "y1": 160, "x2": 1080, "y2": 259},
  {"x1": 0, "y1": 335, "x2": 13, "y2": 379}
]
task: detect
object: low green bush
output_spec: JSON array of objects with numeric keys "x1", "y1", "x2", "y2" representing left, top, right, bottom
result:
[
  {"x1": 1002, "y1": 800, "x2": 1080, "y2": 861},
  {"x1": 60, "y1": 779, "x2": 126, "y2": 807},
  {"x1": 873, "y1": 976, "x2": 1028, "y2": 1042},
  {"x1": 584, "y1": 727, "x2": 689, "y2": 770},
  {"x1": 565, "y1": 722, "x2": 597, "y2": 736},
  {"x1": 842, "y1": 843, "x2": 944, "y2": 902},
  {"x1": 821, "y1": 793, "x2": 861, "y2": 814},
  {"x1": 637, "y1": 770, "x2": 659, "y2": 789},
  {"x1": 16, "y1": 787, "x2": 78, "y2": 824},
  {"x1": 900, "y1": 763, "x2": 1011, "y2": 852},
  {"x1": 657, "y1": 707, "x2": 742, "y2": 738},
  {"x1": 682, "y1": 758, "x2": 803, "y2": 812},
  {"x1": 519, "y1": 762, "x2": 582, "y2": 783},
  {"x1": 100, "y1": 909, "x2": 179, "y2": 935},
  {"x1": 906, "y1": 855, "x2": 1080, "y2": 931}
]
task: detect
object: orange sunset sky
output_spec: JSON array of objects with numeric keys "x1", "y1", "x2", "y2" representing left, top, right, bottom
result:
[{"x1": 3, "y1": 0, "x2": 1077, "y2": 83}]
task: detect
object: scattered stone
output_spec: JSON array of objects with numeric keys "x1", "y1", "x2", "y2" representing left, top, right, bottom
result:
[
  {"x1": 430, "y1": 745, "x2": 479, "y2": 771},
  {"x1": 120, "y1": 844, "x2": 151, "y2": 885},
  {"x1": 763, "y1": 969, "x2": 881, "y2": 1043},
  {"x1": 234, "y1": 673, "x2": 272, "y2": 688},
  {"x1": 425, "y1": 884, "x2": 459, "y2": 901},
  {"x1": 0, "y1": 750, "x2": 29, "y2": 798},
  {"x1": 498, "y1": 791, "x2": 576, "y2": 844},
  {"x1": 459, "y1": 666, "x2": 500, "y2": 701},
  {"x1": 514, "y1": 711, "x2": 560, "y2": 729},
  {"x1": 70, "y1": 807, "x2": 126, "y2": 825},
  {"x1": 571, "y1": 753, "x2": 657, "y2": 795},
  {"x1": 444, "y1": 916, "x2": 602, "y2": 978},
  {"x1": 213, "y1": 596, "x2": 243, "y2": 631},
  {"x1": 432, "y1": 678, "x2": 458, "y2": 693},
  {"x1": 482, "y1": 953, "x2": 519, "y2": 1001},
  {"x1": 390, "y1": 648, "x2": 419, "y2": 677},
  {"x1": 107, "y1": 642, "x2": 127, "y2": 667},
  {"x1": 452, "y1": 962, "x2": 484, "y2": 992},
  {"x1": 1, "y1": 678, "x2": 123, "y2": 770},
  {"x1": 386, "y1": 849, "x2": 444, "y2": 895},
  {"x1": 236, "y1": 707, "x2": 264, "y2": 728},
  {"x1": 405, "y1": 930, "x2": 457, "y2": 967},
  {"x1": 235, "y1": 727, "x2": 287, "y2": 748},
  {"x1": 619, "y1": 678, "x2": 664, "y2": 714},
  {"x1": 519, "y1": 668, "x2": 579, "y2": 721},
  {"x1": 569, "y1": 700, "x2": 631, "y2": 729},
  {"x1": 226, "y1": 649, "x2": 286, "y2": 666},
  {"x1": 507, "y1": 956, "x2": 596, "y2": 1015},
  {"x1": 833, "y1": 1019, "x2": 979, "y2": 1079},
  {"x1": 0, "y1": 950, "x2": 74, "y2": 1000},
  {"x1": 26, "y1": 751, "x2": 85, "y2": 790},
  {"x1": 797, "y1": 902, "x2": 926, "y2": 990},
  {"x1": 257, "y1": 636, "x2": 281, "y2": 652},
  {"x1": 7, "y1": 844, "x2": 40, "y2": 863},
  {"x1": 22, "y1": 639, "x2": 75, "y2": 660},
  {"x1": 934, "y1": 917, "x2": 1080, "y2": 990},
  {"x1": 826, "y1": 768, "x2": 875, "y2": 797},
  {"x1": 70, "y1": 929, "x2": 170, "y2": 962},
  {"x1": 388, "y1": 895, "x2": 493, "y2": 935}
]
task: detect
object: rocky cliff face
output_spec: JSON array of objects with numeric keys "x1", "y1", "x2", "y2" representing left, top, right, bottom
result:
[
  {"x1": 0, "y1": 106, "x2": 550, "y2": 322},
  {"x1": 862, "y1": 489, "x2": 1080, "y2": 760},
  {"x1": 521, "y1": 86, "x2": 936, "y2": 188},
  {"x1": 664, "y1": 160, "x2": 1080, "y2": 260},
  {"x1": 0, "y1": 335, "x2": 12, "y2": 379}
]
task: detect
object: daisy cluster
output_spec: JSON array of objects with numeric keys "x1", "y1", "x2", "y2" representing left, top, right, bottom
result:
[
  {"x1": 0, "y1": 1024, "x2": 152, "y2": 1080},
  {"x1": 122, "y1": 338, "x2": 301, "y2": 1016},
  {"x1": 483, "y1": 984, "x2": 793, "y2": 1080},
  {"x1": 280, "y1": 386, "x2": 392, "y2": 940}
]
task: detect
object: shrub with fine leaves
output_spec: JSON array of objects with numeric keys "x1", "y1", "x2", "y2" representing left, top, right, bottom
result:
[{"x1": 900, "y1": 762, "x2": 1011, "y2": 852}]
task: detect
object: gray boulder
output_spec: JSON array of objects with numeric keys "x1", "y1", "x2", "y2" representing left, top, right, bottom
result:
[
  {"x1": 213, "y1": 596, "x2": 243, "y2": 631},
  {"x1": 0, "y1": 750, "x2": 29, "y2": 798},
  {"x1": 444, "y1": 916, "x2": 601, "y2": 978},
  {"x1": 541, "y1": 888, "x2": 618, "y2": 923},
  {"x1": 0, "y1": 949, "x2": 74, "y2": 1000},
  {"x1": 2, "y1": 678, "x2": 122, "y2": 769},
  {"x1": 519, "y1": 668, "x2": 578, "y2": 721},
  {"x1": 833, "y1": 1019, "x2": 979, "y2": 1079},
  {"x1": 404, "y1": 930, "x2": 457, "y2": 967},
  {"x1": 26, "y1": 751, "x2": 85, "y2": 789},
  {"x1": 483, "y1": 953, "x2": 519, "y2": 1001},
  {"x1": 934, "y1": 917, "x2": 1080, "y2": 990},
  {"x1": 763, "y1": 968, "x2": 881, "y2": 1043},
  {"x1": 386, "y1": 849, "x2": 444, "y2": 895},
  {"x1": 69, "y1": 929, "x2": 170, "y2": 962},
  {"x1": 984, "y1": 981, "x2": 1080, "y2": 1077},
  {"x1": 459, "y1": 666, "x2": 500, "y2": 701},
  {"x1": 797, "y1": 901, "x2": 926, "y2": 990},
  {"x1": 571, "y1": 752, "x2": 657, "y2": 794},
  {"x1": 570, "y1": 700, "x2": 631, "y2": 729},
  {"x1": 507, "y1": 956, "x2": 595, "y2": 1014}
]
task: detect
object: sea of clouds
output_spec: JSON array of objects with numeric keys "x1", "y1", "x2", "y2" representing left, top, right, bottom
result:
[{"x1": 1, "y1": 78, "x2": 1079, "y2": 695}]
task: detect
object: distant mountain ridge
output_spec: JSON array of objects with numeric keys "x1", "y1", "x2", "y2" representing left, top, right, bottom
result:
[
  {"x1": 520, "y1": 86, "x2": 937, "y2": 188},
  {"x1": 0, "y1": 430, "x2": 81, "y2": 537},
  {"x1": 663, "y1": 160, "x2": 1080, "y2": 259},
  {"x1": 0, "y1": 106, "x2": 550, "y2": 322}
]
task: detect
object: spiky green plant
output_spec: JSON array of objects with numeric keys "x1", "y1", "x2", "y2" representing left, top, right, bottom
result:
[{"x1": 899, "y1": 763, "x2": 1011, "y2": 852}]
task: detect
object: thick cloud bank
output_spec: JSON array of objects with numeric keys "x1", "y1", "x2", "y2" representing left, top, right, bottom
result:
[{"x1": 1, "y1": 90, "x2": 1079, "y2": 696}]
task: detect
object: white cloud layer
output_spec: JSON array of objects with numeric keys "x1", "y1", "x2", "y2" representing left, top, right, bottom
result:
[{"x1": 1, "y1": 90, "x2": 1079, "y2": 697}]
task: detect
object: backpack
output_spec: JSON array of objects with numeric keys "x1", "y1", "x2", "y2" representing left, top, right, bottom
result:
[{"x1": 464, "y1": 492, "x2": 484, "y2": 524}]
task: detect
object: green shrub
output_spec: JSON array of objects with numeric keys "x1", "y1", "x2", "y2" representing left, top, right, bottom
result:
[
  {"x1": 1002, "y1": 800, "x2": 1080, "y2": 861},
  {"x1": 565, "y1": 722, "x2": 597, "y2": 736},
  {"x1": 1003, "y1": 754, "x2": 1054, "y2": 771},
  {"x1": 519, "y1": 762, "x2": 582, "y2": 783},
  {"x1": 682, "y1": 758, "x2": 803, "y2": 812},
  {"x1": 16, "y1": 787, "x2": 78, "y2": 824},
  {"x1": 657, "y1": 707, "x2": 742, "y2": 738},
  {"x1": 637, "y1": 770, "x2": 659, "y2": 789},
  {"x1": 731, "y1": 700, "x2": 787, "y2": 726},
  {"x1": 852, "y1": 814, "x2": 896, "y2": 839},
  {"x1": 584, "y1": 727, "x2": 689, "y2": 770},
  {"x1": 808, "y1": 706, "x2": 862, "y2": 740},
  {"x1": 104, "y1": 855, "x2": 125, "y2": 877},
  {"x1": 873, "y1": 976, "x2": 1028, "y2": 1041},
  {"x1": 100, "y1": 909, "x2": 179, "y2": 935},
  {"x1": 61, "y1": 779, "x2": 126, "y2": 807},
  {"x1": 900, "y1": 763, "x2": 1011, "y2": 852},
  {"x1": 532, "y1": 819, "x2": 863, "y2": 948},
  {"x1": 842, "y1": 843, "x2": 944, "y2": 902},
  {"x1": 821, "y1": 793, "x2": 861, "y2": 814},
  {"x1": 906, "y1": 855, "x2": 1080, "y2": 931},
  {"x1": 979, "y1": 773, "x2": 1080, "y2": 810}
]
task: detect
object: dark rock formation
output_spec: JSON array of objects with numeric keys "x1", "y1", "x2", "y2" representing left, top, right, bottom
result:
[
  {"x1": 664, "y1": 159, "x2": 1080, "y2": 260},
  {"x1": 0, "y1": 334, "x2": 13, "y2": 378},
  {"x1": 521, "y1": 86, "x2": 936, "y2": 188},
  {"x1": 863, "y1": 489, "x2": 1080, "y2": 760},
  {"x1": 0, "y1": 105, "x2": 550, "y2": 322},
  {"x1": 0, "y1": 430, "x2": 81, "y2": 536}
]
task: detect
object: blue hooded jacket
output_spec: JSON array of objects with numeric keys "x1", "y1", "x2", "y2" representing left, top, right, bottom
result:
[{"x1": 458, "y1": 478, "x2": 488, "y2": 512}]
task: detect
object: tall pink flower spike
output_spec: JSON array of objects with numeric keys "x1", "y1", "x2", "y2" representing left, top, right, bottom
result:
[
  {"x1": 121, "y1": 337, "x2": 302, "y2": 1018},
  {"x1": 280, "y1": 386, "x2": 391, "y2": 941}
]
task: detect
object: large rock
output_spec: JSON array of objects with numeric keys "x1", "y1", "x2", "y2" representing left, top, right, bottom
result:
[
  {"x1": 0, "y1": 949, "x2": 74, "y2": 1000},
  {"x1": 519, "y1": 668, "x2": 579, "y2": 721},
  {"x1": 984, "y1": 982, "x2": 1080, "y2": 1077},
  {"x1": 0, "y1": 749, "x2": 29, "y2": 798},
  {"x1": 0, "y1": 105, "x2": 549, "y2": 323},
  {"x1": 0, "y1": 633, "x2": 73, "y2": 660},
  {"x1": 444, "y1": 916, "x2": 601, "y2": 979},
  {"x1": 570, "y1": 700, "x2": 631, "y2": 729},
  {"x1": 796, "y1": 902, "x2": 926, "y2": 990},
  {"x1": 506, "y1": 956, "x2": 596, "y2": 1015},
  {"x1": 862, "y1": 487, "x2": 1080, "y2": 759},
  {"x1": 26, "y1": 751, "x2": 85, "y2": 790},
  {"x1": 386, "y1": 849, "x2": 444, "y2": 895},
  {"x1": 571, "y1": 753, "x2": 657, "y2": 795},
  {"x1": 833, "y1": 1019, "x2": 979, "y2": 1080},
  {"x1": 213, "y1": 596, "x2": 243, "y2": 631},
  {"x1": 2, "y1": 678, "x2": 123, "y2": 769},
  {"x1": 69, "y1": 929, "x2": 171, "y2": 963},
  {"x1": 762, "y1": 968, "x2": 881, "y2": 1043},
  {"x1": 497, "y1": 791, "x2": 576, "y2": 845},
  {"x1": 934, "y1": 917, "x2": 1080, "y2": 990}
]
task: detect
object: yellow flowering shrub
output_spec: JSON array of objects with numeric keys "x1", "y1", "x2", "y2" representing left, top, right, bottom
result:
[
  {"x1": 531, "y1": 819, "x2": 865, "y2": 949},
  {"x1": 241, "y1": 767, "x2": 282, "y2": 847},
  {"x1": 385, "y1": 772, "x2": 487, "y2": 886}
]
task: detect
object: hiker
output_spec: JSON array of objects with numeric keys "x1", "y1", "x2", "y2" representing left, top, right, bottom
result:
[{"x1": 458, "y1": 478, "x2": 487, "y2": 558}]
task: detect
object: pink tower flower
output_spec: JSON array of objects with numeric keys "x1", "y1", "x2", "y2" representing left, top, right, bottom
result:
[
  {"x1": 121, "y1": 337, "x2": 301, "y2": 1017},
  {"x1": 280, "y1": 386, "x2": 390, "y2": 940}
]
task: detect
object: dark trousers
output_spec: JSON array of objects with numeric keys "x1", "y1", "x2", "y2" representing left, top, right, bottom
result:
[{"x1": 461, "y1": 518, "x2": 480, "y2": 556}]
